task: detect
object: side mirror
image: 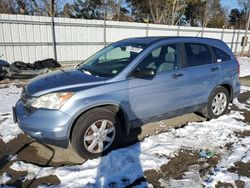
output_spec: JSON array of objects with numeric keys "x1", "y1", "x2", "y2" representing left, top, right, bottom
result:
[{"x1": 133, "y1": 68, "x2": 156, "y2": 79}]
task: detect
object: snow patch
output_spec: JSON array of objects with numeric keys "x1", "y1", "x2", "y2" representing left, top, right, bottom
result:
[
  {"x1": 233, "y1": 98, "x2": 250, "y2": 111},
  {"x1": 204, "y1": 136, "x2": 250, "y2": 187},
  {"x1": 9, "y1": 111, "x2": 250, "y2": 187},
  {"x1": 0, "y1": 113, "x2": 22, "y2": 143},
  {"x1": 0, "y1": 172, "x2": 11, "y2": 184},
  {"x1": 241, "y1": 85, "x2": 250, "y2": 93},
  {"x1": 0, "y1": 85, "x2": 21, "y2": 114},
  {"x1": 10, "y1": 161, "x2": 54, "y2": 181},
  {"x1": 0, "y1": 85, "x2": 22, "y2": 143},
  {"x1": 233, "y1": 85, "x2": 250, "y2": 112}
]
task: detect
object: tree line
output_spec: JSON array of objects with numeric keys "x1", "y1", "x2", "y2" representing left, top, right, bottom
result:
[{"x1": 0, "y1": 0, "x2": 249, "y2": 29}]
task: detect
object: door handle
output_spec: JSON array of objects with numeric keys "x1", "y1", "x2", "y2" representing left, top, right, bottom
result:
[
  {"x1": 172, "y1": 73, "x2": 183, "y2": 79},
  {"x1": 211, "y1": 67, "x2": 219, "y2": 72}
]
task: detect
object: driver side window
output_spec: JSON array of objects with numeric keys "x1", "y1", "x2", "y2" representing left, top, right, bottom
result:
[{"x1": 136, "y1": 43, "x2": 179, "y2": 73}]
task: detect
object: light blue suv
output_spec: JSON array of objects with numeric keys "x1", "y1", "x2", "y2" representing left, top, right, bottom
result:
[{"x1": 13, "y1": 37, "x2": 240, "y2": 159}]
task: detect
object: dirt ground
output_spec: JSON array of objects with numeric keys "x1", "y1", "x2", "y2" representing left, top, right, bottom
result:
[
  {"x1": 0, "y1": 76, "x2": 250, "y2": 187},
  {"x1": 144, "y1": 150, "x2": 220, "y2": 188}
]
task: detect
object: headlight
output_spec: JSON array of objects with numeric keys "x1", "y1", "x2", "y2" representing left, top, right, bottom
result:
[{"x1": 31, "y1": 92, "x2": 73, "y2": 110}]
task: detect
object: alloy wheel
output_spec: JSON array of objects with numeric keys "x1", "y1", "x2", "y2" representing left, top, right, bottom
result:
[
  {"x1": 211, "y1": 92, "x2": 227, "y2": 116},
  {"x1": 83, "y1": 119, "x2": 116, "y2": 153}
]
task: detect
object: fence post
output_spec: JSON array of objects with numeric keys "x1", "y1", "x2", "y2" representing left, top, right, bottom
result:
[
  {"x1": 234, "y1": 29, "x2": 240, "y2": 54},
  {"x1": 177, "y1": 24, "x2": 180, "y2": 36},
  {"x1": 104, "y1": 19, "x2": 106, "y2": 47},
  {"x1": 201, "y1": 26, "x2": 204, "y2": 37},
  {"x1": 241, "y1": 13, "x2": 250, "y2": 55},
  {"x1": 51, "y1": 2, "x2": 57, "y2": 61},
  {"x1": 146, "y1": 22, "x2": 149, "y2": 37},
  {"x1": 231, "y1": 27, "x2": 236, "y2": 50},
  {"x1": 221, "y1": 26, "x2": 224, "y2": 40},
  {"x1": 103, "y1": 1, "x2": 107, "y2": 47},
  {"x1": 146, "y1": 14, "x2": 149, "y2": 37}
]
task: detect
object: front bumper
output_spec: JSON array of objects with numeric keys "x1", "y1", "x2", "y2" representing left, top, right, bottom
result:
[{"x1": 14, "y1": 100, "x2": 73, "y2": 148}]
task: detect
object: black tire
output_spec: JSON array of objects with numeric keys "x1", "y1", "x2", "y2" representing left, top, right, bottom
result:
[
  {"x1": 71, "y1": 108, "x2": 122, "y2": 159},
  {"x1": 201, "y1": 86, "x2": 230, "y2": 119}
]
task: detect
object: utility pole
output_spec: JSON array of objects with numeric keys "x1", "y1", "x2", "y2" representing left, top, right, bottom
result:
[
  {"x1": 103, "y1": 0, "x2": 107, "y2": 47},
  {"x1": 146, "y1": 14, "x2": 149, "y2": 37},
  {"x1": 241, "y1": 13, "x2": 250, "y2": 55},
  {"x1": 51, "y1": 0, "x2": 57, "y2": 61}
]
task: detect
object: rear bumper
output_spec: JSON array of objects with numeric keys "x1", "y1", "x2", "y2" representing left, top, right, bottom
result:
[{"x1": 14, "y1": 100, "x2": 73, "y2": 148}]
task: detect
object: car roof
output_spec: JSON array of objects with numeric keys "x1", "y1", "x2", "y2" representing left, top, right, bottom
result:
[
  {"x1": 121, "y1": 36, "x2": 223, "y2": 46},
  {"x1": 120, "y1": 37, "x2": 167, "y2": 45}
]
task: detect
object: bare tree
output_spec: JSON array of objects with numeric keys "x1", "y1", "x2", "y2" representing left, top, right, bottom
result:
[
  {"x1": 127, "y1": 0, "x2": 167, "y2": 23},
  {"x1": 108, "y1": 0, "x2": 122, "y2": 20},
  {"x1": 0, "y1": 0, "x2": 15, "y2": 14},
  {"x1": 105, "y1": 0, "x2": 131, "y2": 21},
  {"x1": 147, "y1": 0, "x2": 185, "y2": 24},
  {"x1": 201, "y1": 0, "x2": 226, "y2": 28},
  {"x1": 238, "y1": 0, "x2": 250, "y2": 54},
  {"x1": 127, "y1": 0, "x2": 187, "y2": 24},
  {"x1": 31, "y1": 0, "x2": 65, "y2": 16},
  {"x1": 62, "y1": 3, "x2": 74, "y2": 18},
  {"x1": 171, "y1": 0, "x2": 186, "y2": 25},
  {"x1": 202, "y1": 1, "x2": 209, "y2": 27},
  {"x1": 237, "y1": 0, "x2": 250, "y2": 28},
  {"x1": 237, "y1": 0, "x2": 250, "y2": 13},
  {"x1": 0, "y1": 0, "x2": 35, "y2": 15},
  {"x1": 148, "y1": 0, "x2": 165, "y2": 23}
]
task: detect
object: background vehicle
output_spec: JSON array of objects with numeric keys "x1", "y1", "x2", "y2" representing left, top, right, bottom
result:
[
  {"x1": 0, "y1": 54, "x2": 10, "y2": 80},
  {"x1": 14, "y1": 37, "x2": 240, "y2": 159}
]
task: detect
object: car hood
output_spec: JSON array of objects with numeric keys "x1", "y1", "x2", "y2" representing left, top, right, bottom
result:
[{"x1": 25, "y1": 69, "x2": 108, "y2": 97}]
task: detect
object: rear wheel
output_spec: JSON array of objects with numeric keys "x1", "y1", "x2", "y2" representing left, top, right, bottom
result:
[
  {"x1": 201, "y1": 86, "x2": 229, "y2": 119},
  {"x1": 71, "y1": 108, "x2": 122, "y2": 159}
]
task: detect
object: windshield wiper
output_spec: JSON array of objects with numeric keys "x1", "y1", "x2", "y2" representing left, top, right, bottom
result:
[
  {"x1": 78, "y1": 66, "x2": 96, "y2": 76},
  {"x1": 80, "y1": 66, "x2": 113, "y2": 78},
  {"x1": 82, "y1": 69, "x2": 92, "y2": 75}
]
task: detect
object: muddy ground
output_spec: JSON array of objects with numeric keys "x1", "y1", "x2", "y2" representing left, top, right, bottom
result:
[{"x1": 0, "y1": 76, "x2": 250, "y2": 188}]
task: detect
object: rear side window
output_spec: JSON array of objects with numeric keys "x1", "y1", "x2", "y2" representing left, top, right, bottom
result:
[
  {"x1": 184, "y1": 43, "x2": 212, "y2": 67},
  {"x1": 212, "y1": 47, "x2": 231, "y2": 62}
]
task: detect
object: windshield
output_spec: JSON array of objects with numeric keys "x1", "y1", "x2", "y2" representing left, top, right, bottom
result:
[{"x1": 77, "y1": 41, "x2": 147, "y2": 77}]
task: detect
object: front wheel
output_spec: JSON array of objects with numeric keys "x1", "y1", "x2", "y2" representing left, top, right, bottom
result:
[
  {"x1": 71, "y1": 108, "x2": 122, "y2": 159},
  {"x1": 201, "y1": 86, "x2": 230, "y2": 119}
]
